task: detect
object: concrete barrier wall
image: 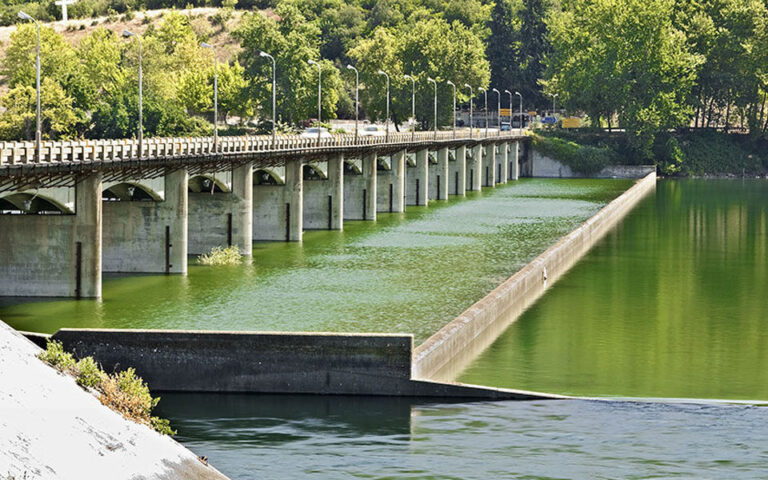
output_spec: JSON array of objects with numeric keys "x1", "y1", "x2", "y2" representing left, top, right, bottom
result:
[
  {"x1": 412, "y1": 172, "x2": 657, "y2": 382},
  {"x1": 253, "y1": 185, "x2": 288, "y2": 241},
  {"x1": 188, "y1": 192, "x2": 233, "y2": 254},
  {"x1": 49, "y1": 328, "x2": 557, "y2": 399},
  {"x1": 532, "y1": 150, "x2": 656, "y2": 178}
]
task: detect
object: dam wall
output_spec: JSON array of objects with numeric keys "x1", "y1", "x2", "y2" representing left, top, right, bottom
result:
[{"x1": 412, "y1": 171, "x2": 657, "y2": 381}]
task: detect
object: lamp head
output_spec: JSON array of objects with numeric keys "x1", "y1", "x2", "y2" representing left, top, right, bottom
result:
[
  {"x1": 259, "y1": 51, "x2": 271, "y2": 58},
  {"x1": 447, "y1": 80, "x2": 455, "y2": 86},
  {"x1": 427, "y1": 77, "x2": 435, "y2": 83},
  {"x1": 404, "y1": 74, "x2": 413, "y2": 80},
  {"x1": 377, "y1": 69, "x2": 387, "y2": 76},
  {"x1": 201, "y1": 42, "x2": 213, "y2": 49},
  {"x1": 122, "y1": 30, "x2": 135, "y2": 38},
  {"x1": 479, "y1": 87, "x2": 486, "y2": 92},
  {"x1": 504, "y1": 89, "x2": 511, "y2": 94},
  {"x1": 17, "y1": 10, "x2": 33, "y2": 21},
  {"x1": 515, "y1": 91, "x2": 521, "y2": 96},
  {"x1": 492, "y1": 88, "x2": 500, "y2": 94},
  {"x1": 464, "y1": 83, "x2": 472, "y2": 89},
  {"x1": 308, "y1": 59, "x2": 318, "y2": 66},
  {"x1": 346, "y1": 64, "x2": 355, "y2": 70}
]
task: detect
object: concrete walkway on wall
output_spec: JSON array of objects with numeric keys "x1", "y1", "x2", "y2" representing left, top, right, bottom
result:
[
  {"x1": 412, "y1": 172, "x2": 658, "y2": 382},
  {"x1": 0, "y1": 321, "x2": 229, "y2": 480}
]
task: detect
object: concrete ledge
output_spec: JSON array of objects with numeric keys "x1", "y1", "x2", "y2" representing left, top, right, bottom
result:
[
  {"x1": 50, "y1": 328, "x2": 560, "y2": 399},
  {"x1": 532, "y1": 150, "x2": 655, "y2": 178},
  {"x1": 412, "y1": 172, "x2": 657, "y2": 381}
]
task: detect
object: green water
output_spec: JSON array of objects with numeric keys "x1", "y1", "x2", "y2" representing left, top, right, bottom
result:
[
  {"x1": 0, "y1": 179, "x2": 630, "y2": 343},
  {"x1": 460, "y1": 179, "x2": 768, "y2": 401}
]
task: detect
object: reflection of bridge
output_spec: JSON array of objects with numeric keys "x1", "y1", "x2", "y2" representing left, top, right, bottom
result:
[{"x1": 0, "y1": 131, "x2": 529, "y2": 298}]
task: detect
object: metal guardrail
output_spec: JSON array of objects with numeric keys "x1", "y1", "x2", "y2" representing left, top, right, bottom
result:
[{"x1": 0, "y1": 130, "x2": 525, "y2": 167}]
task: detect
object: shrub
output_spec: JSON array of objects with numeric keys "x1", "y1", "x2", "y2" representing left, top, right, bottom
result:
[
  {"x1": 38, "y1": 341, "x2": 175, "y2": 435},
  {"x1": 198, "y1": 245, "x2": 242, "y2": 265},
  {"x1": 531, "y1": 132, "x2": 616, "y2": 175}
]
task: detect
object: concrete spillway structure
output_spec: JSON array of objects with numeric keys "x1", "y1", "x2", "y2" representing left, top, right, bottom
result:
[
  {"x1": 0, "y1": 321, "x2": 229, "y2": 479},
  {"x1": 0, "y1": 134, "x2": 528, "y2": 298}
]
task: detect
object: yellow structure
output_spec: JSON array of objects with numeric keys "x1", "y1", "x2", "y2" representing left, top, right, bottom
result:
[{"x1": 561, "y1": 117, "x2": 582, "y2": 128}]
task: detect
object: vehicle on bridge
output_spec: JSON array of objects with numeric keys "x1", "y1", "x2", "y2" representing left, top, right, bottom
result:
[
  {"x1": 359, "y1": 125, "x2": 386, "y2": 137},
  {"x1": 300, "y1": 127, "x2": 332, "y2": 139}
]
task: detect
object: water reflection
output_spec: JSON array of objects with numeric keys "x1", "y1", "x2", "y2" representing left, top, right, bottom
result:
[{"x1": 157, "y1": 393, "x2": 768, "y2": 479}]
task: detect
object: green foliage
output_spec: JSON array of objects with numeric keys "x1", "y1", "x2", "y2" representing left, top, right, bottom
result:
[
  {"x1": 659, "y1": 131, "x2": 768, "y2": 176},
  {"x1": 38, "y1": 341, "x2": 175, "y2": 435},
  {"x1": 37, "y1": 340, "x2": 77, "y2": 372},
  {"x1": 198, "y1": 245, "x2": 242, "y2": 265},
  {"x1": 75, "y1": 356, "x2": 104, "y2": 388},
  {"x1": 531, "y1": 132, "x2": 617, "y2": 175}
]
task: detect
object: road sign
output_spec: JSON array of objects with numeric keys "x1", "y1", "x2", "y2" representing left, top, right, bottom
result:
[{"x1": 499, "y1": 108, "x2": 511, "y2": 117}]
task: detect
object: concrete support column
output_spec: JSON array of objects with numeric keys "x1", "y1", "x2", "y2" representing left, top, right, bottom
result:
[
  {"x1": 166, "y1": 168, "x2": 188, "y2": 274},
  {"x1": 285, "y1": 159, "x2": 303, "y2": 241},
  {"x1": 231, "y1": 162, "x2": 253, "y2": 255},
  {"x1": 498, "y1": 142, "x2": 509, "y2": 185},
  {"x1": 452, "y1": 146, "x2": 466, "y2": 196},
  {"x1": 412, "y1": 149, "x2": 429, "y2": 206},
  {"x1": 510, "y1": 141, "x2": 520, "y2": 180},
  {"x1": 483, "y1": 143, "x2": 496, "y2": 187},
  {"x1": 436, "y1": 147, "x2": 449, "y2": 200},
  {"x1": 363, "y1": 152, "x2": 377, "y2": 221},
  {"x1": 329, "y1": 154, "x2": 344, "y2": 229},
  {"x1": 468, "y1": 144, "x2": 483, "y2": 191},
  {"x1": 391, "y1": 150, "x2": 406, "y2": 213},
  {"x1": 76, "y1": 174, "x2": 102, "y2": 298}
]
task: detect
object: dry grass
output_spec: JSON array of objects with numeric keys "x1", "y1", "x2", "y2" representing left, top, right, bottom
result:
[{"x1": 198, "y1": 245, "x2": 242, "y2": 266}]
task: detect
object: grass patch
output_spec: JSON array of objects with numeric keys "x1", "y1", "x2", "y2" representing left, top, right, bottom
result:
[
  {"x1": 531, "y1": 132, "x2": 618, "y2": 175},
  {"x1": 38, "y1": 340, "x2": 175, "y2": 436},
  {"x1": 198, "y1": 245, "x2": 242, "y2": 266}
]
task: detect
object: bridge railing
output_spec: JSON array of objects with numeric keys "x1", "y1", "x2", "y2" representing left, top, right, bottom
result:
[{"x1": 0, "y1": 129, "x2": 522, "y2": 167}]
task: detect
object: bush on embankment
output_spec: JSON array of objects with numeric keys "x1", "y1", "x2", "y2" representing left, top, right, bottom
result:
[
  {"x1": 530, "y1": 132, "x2": 619, "y2": 175},
  {"x1": 533, "y1": 129, "x2": 768, "y2": 176},
  {"x1": 38, "y1": 340, "x2": 175, "y2": 435}
]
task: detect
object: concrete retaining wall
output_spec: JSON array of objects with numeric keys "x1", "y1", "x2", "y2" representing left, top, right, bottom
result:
[
  {"x1": 50, "y1": 328, "x2": 557, "y2": 399},
  {"x1": 253, "y1": 185, "x2": 288, "y2": 241},
  {"x1": 532, "y1": 150, "x2": 656, "y2": 178},
  {"x1": 412, "y1": 172, "x2": 657, "y2": 382},
  {"x1": 188, "y1": 192, "x2": 233, "y2": 254}
]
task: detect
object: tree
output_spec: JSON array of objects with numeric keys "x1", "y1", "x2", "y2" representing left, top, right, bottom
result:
[
  {"x1": 0, "y1": 79, "x2": 78, "y2": 141},
  {"x1": 546, "y1": 0, "x2": 701, "y2": 157},
  {"x1": 234, "y1": 6, "x2": 342, "y2": 124},
  {"x1": 349, "y1": 18, "x2": 490, "y2": 130}
]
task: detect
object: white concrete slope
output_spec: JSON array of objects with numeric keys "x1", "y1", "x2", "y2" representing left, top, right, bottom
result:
[{"x1": 0, "y1": 321, "x2": 229, "y2": 480}]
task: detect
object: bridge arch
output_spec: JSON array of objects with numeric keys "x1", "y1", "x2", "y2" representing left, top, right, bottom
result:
[
  {"x1": 189, "y1": 175, "x2": 230, "y2": 193},
  {"x1": 377, "y1": 157, "x2": 391, "y2": 171},
  {"x1": 254, "y1": 168, "x2": 284, "y2": 185},
  {"x1": 0, "y1": 192, "x2": 72, "y2": 214},
  {"x1": 102, "y1": 182, "x2": 163, "y2": 202},
  {"x1": 303, "y1": 164, "x2": 327, "y2": 180},
  {"x1": 343, "y1": 159, "x2": 362, "y2": 175}
]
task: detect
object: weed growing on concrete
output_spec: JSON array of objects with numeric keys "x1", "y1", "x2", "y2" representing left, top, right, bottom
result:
[
  {"x1": 198, "y1": 245, "x2": 242, "y2": 266},
  {"x1": 37, "y1": 341, "x2": 176, "y2": 436}
]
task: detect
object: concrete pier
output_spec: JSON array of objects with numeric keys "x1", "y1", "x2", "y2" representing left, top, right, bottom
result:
[
  {"x1": 344, "y1": 153, "x2": 377, "y2": 221},
  {"x1": 252, "y1": 167, "x2": 289, "y2": 241},
  {"x1": 389, "y1": 150, "x2": 406, "y2": 212},
  {"x1": 497, "y1": 143, "x2": 509, "y2": 184},
  {"x1": 286, "y1": 159, "x2": 303, "y2": 241},
  {"x1": 407, "y1": 149, "x2": 429, "y2": 206},
  {"x1": 483, "y1": 143, "x2": 496, "y2": 187},
  {"x1": 509, "y1": 142, "x2": 520, "y2": 180},
  {"x1": 188, "y1": 165, "x2": 253, "y2": 256},
  {"x1": 303, "y1": 158, "x2": 342, "y2": 230},
  {"x1": 449, "y1": 146, "x2": 467, "y2": 196},
  {"x1": 467, "y1": 144, "x2": 483, "y2": 191},
  {"x1": 103, "y1": 169, "x2": 188, "y2": 274},
  {"x1": 428, "y1": 148, "x2": 450, "y2": 201}
]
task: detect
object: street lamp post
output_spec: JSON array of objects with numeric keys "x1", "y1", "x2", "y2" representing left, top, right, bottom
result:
[
  {"x1": 464, "y1": 84, "x2": 473, "y2": 138},
  {"x1": 515, "y1": 91, "x2": 524, "y2": 134},
  {"x1": 18, "y1": 11, "x2": 41, "y2": 161},
  {"x1": 551, "y1": 93, "x2": 559, "y2": 117},
  {"x1": 123, "y1": 30, "x2": 143, "y2": 157},
  {"x1": 378, "y1": 69, "x2": 390, "y2": 142},
  {"x1": 260, "y1": 51, "x2": 276, "y2": 145},
  {"x1": 404, "y1": 74, "x2": 416, "y2": 141},
  {"x1": 504, "y1": 89, "x2": 513, "y2": 134},
  {"x1": 346, "y1": 65, "x2": 359, "y2": 143},
  {"x1": 308, "y1": 59, "x2": 321, "y2": 142},
  {"x1": 202, "y1": 42, "x2": 218, "y2": 152},
  {"x1": 446, "y1": 81, "x2": 456, "y2": 138},
  {"x1": 492, "y1": 88, "x2": 500, "y2": 136},
  {"x1": 427, "y1": 77, "x2": 437, "y2": 139},
  {"x1": 479, "y1": 87, "x2": 488, "y2": 138}
]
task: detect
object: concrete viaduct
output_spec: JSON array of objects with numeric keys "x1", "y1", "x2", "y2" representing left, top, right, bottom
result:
[{"x1": 0, "y1": 131, "x2": 529, "y2": 298}]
